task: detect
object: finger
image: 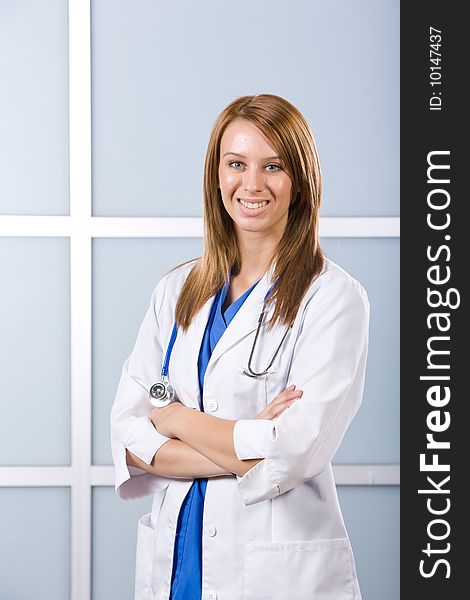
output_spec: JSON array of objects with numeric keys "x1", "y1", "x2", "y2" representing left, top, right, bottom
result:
[
  {"x1": 260, "y1": 401, "x2": 291, "y2": 420},
  {"x1": 274, "y1": 397, "x2": 297, "y2": 413},
  {"x1": 272, "y1": 389, "x2": 303, "y2": 405},
  {"x1": 275, "y1": 390, "x2": 302, "y2": 405},
  {"x1": 272, "y1": 400, "x2": 296, "y2": 418},
  {"x1": 275, "y1": 388, "x2": 297, "y2": 401}
]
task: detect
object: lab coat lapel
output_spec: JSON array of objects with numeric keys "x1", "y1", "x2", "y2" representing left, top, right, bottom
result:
[
  {"x1": 174, "y1": 295, "x2": 213, "y2": 410},
  {"x1": 207, "y1": 261, "x2": 277, "y2": 368},
  {"x1": 173, "y1": 261, "x2": 277, "y2": 410}
]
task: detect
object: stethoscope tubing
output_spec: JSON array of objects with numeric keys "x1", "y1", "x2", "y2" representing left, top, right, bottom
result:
[{"x1": 150, "y1": 275, "x2": 288, "y2": 405}]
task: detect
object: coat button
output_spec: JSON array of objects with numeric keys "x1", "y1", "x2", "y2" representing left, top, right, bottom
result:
[
  {"x1": 207, "y1": 399, "x2": 218, "y2": 412},
  {"x1": 207, "y1": 592, "x2": 218, "y2": 600},
  {"x1": 207, "y1": 525, "x2": 217, "y2": 537}
]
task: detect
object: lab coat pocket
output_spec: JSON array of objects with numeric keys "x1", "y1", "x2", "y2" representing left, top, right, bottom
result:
[
  {"x1": 134, "y1": 512, "x2": 156, "y2": 600},
  {"x1": 243, "y1": 538, "x2": 355, "y2": 600}
]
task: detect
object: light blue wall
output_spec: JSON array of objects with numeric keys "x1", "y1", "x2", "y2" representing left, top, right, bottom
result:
[
  {"x1": 0, "y1": 237, "x2": 71, "y2": 465},
  {"x1": 0, "y1": 0, "x2": 69, "y2": 215},
  {"x1": 338, "y1": 486, "x2": 400, "y2": 600},
  {"x1": 0, "y1": 1, "x2": 399, "y2": 598},
  {"x1": 91, "y1": 0, "x2": 399, "y2": 217},
  {"x1": 92, "y1": 487, "x2": 153, "y2": 600},
  {"x1": 0, "y1": 488, "x2": 71, "y2": 600}
]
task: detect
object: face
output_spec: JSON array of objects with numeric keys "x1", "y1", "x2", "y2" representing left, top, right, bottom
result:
[{"x1": 218, "y1": 118, "x2": 293, "y2": 242}]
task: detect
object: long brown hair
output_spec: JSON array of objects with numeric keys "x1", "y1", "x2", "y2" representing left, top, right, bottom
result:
[{"x1": 173, "y1": 94, "x2": 324, "y2": 332}]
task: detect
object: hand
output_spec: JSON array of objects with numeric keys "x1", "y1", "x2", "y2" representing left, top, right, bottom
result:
[
  {"x1": 255, "y1": 384, "x2": 303, "y2": 420},
  {"x1": 150, "y1": 401, "x2": 187, "y2": 437}
]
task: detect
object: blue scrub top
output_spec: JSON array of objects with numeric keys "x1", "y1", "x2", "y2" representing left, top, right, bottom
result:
[{"x1": 169, "y1": 272, "x2": 260, "y2": 599}]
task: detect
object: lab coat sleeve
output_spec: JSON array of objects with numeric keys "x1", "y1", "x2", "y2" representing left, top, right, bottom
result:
[
  {"x1": 232, "y1": 275, "x2": 370, "y2": 506},
  {"x1": 110, "y1": 276, "x2": 173, "y2": 500}
]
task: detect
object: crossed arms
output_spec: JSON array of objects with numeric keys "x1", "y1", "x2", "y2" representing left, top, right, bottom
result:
[{"x1": 126, "y1": 386, "x2": 302, "y2": 479}]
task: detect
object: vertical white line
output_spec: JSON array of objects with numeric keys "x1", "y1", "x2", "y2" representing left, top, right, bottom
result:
[
  {"x1": 69, "y1": 1, "x2": 92, "y2": 599},
  {"x1": 70, "y1": 235, "x2": 92, "y2": 600}
]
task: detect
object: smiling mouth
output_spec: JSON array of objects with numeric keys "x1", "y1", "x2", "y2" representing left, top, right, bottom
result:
[{"x1": 237, "y1": 198, "x2": 270, "y2": 209}]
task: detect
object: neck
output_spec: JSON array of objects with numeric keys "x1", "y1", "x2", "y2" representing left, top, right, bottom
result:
[{"x1": 235, "y1": 231, "x2": 279, "y2": 281}]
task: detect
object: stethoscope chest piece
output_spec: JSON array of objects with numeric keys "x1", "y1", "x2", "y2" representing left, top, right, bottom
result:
[{"x1": 149, "y1": 376, "x2": 175, "y2": 408}]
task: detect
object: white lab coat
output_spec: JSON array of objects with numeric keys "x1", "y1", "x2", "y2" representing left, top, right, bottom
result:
[{"x1": 110, "y1": 257, "x2": 370, "y2": 600}]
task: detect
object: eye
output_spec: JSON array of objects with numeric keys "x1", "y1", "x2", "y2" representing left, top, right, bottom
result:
[
  {"x1": 228, "y1": 161, "x2": 243, "y2": 169},
  {"x1": 266, "y1": 163, "x2": 282, "y2": 172}
]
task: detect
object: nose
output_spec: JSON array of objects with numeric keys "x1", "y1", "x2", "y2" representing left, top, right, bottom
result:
[{"x1": 242, "y1": 166, "x2": 266, "y2": 193}]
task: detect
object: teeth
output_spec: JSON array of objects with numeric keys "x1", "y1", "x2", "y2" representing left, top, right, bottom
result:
[{"x1": 239, "y1": 199, "x2": 268, "y2": 209}]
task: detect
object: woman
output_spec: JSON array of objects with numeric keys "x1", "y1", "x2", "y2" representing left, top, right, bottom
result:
[{"x1": 110, "y1": 94, "x2": 369, "y2": 600}]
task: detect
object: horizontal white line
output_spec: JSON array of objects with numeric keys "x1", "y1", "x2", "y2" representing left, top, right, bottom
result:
[
  {"x1": 320, "y1": 217, "x2": 400, "y2": 237},
  {"x1": 0, "y1": 465, "x2": 400, "y2": 487},
  {"x1": 89, "y1": 217, "x2": 204, "y2": 237},
  {"x1": 0, "y1": 467, "x2": 72, "y2": 486},
  {"x1": 0, "y1": 215, "x2": 73, "y2": 236},
  {"x1": 333, "y1": 464, "x2": 400, "y2": 485},
  {"x1": 0, "y1": 216, "x2": 400, "y2": 237},
  {"x1": 91, "y1": 466, "x2": 114, "y2": 486}
]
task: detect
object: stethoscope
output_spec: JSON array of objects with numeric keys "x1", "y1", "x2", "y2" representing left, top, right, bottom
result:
[{"x1": 149, "y1": 276, "x2": 292, "y2": 407}]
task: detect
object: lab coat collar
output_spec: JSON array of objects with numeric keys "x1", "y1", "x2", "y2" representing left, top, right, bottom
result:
[{"x1": 207, "y1": 259, "x2": 278, "y2": 367}]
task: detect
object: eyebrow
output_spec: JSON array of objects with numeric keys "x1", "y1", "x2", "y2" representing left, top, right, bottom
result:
[{"x1": 222, "y1": 152, "x2": 281, "y2": 161}]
